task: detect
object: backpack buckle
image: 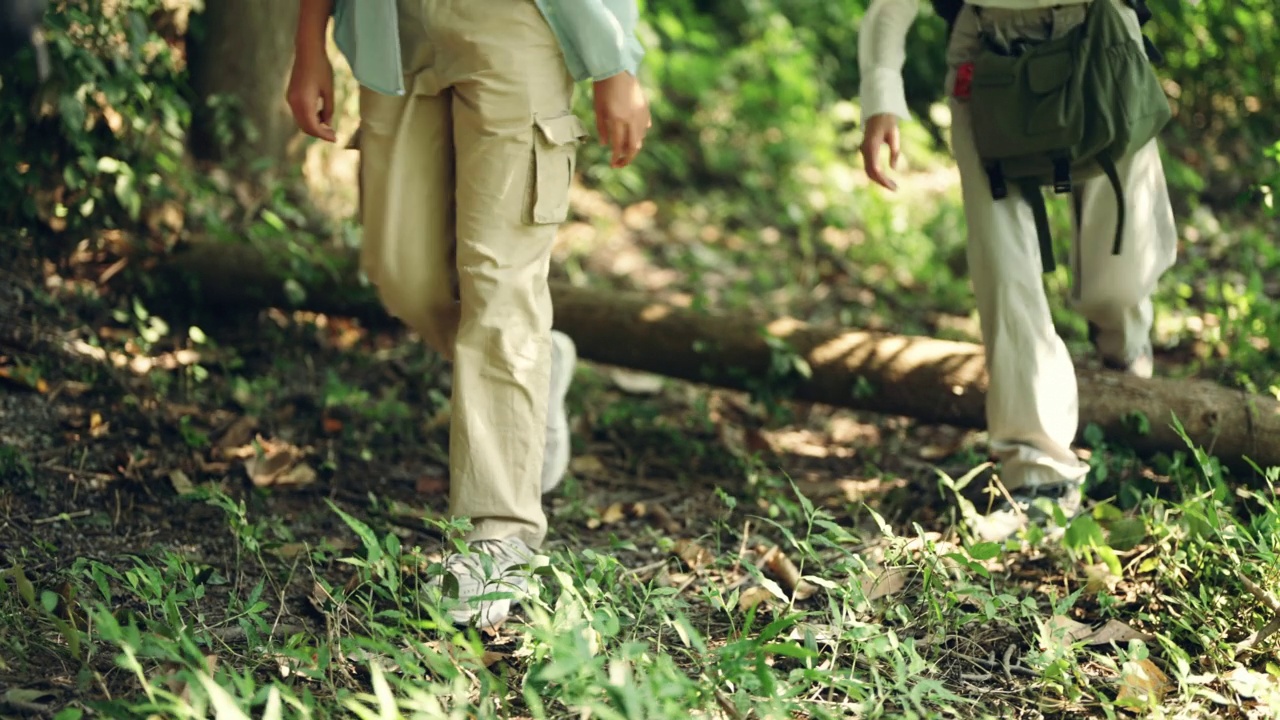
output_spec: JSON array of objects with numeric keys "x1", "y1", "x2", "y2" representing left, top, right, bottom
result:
[{"x1": 1052, "y1": 158, "x2": 1072, "y2": 194}]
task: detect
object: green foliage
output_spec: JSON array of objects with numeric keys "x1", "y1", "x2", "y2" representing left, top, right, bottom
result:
[
  {"x1": 0, "y1": 0, "x2": 197, "y2": 235},
  {"x1": 577, "y1": 0, "x2": 1280, "y2": 230}
]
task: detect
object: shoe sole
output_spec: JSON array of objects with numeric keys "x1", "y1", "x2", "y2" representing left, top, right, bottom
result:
[{"x1": 542, "y1": 331, "x2": 576, "y2": 494}]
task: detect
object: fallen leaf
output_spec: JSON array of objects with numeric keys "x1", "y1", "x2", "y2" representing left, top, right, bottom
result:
[
  {"x1": 762, "y1": 546, "x2": 818, "y2": 600},
  {"x1": 1042, "y1": 615, "x2": 1095, "y2": 650},
  {"x1": 1116, "y1": 658, "x2": 1170, "y2": 705},
  {"x1": 1226, "y1": 665, "x2": 1280, "y2": 705},
  {"x1": 169, "y1": 469, "x2": 197, "y2": 496},
  {"x1": 0, "y1": 366, "x2": 49, "y2": 393},
  {"x1": 416, "y1": 474, "x2": 448, "y2": 495},
  {"x1": 241, "y1": 439, "x2": 317, "y2": 489},
  {"x1": 217, "y1": 417, "x2": 259, "y2": 452},
  {"x1": 1084, "y1": 619, "x2": 1155, "y2": 646},
  {"x1": 610, "y1": 368, "x2": 664, "y2": 395},
  {"x1": 860, "y1": 566, "x2": 910, "y2": 601},
  {"x1": 481, "y1": 651, "x2": 508, "y2": 668},
  {"x1": 89, "y1": 412, "x2": 110, "y2": 438},
  {"x1": 643, "y1": 503, "x2": 683, "y2": 535},
  {"x1": 674, "y1": 539, "x2": 713, "y2": 571},
  {"x1": 569, "y1": 454, "x2": 606, "y2": 476},
  {"x1": 1084, "y1": 562, "x2": 1122, "y2": 594},
  {"x1": 738, "y1": 586, "x2": 775, "y2": 612},
  {"x1": 600, "y1": 502, "x2": 626, "y2": 525},
  {"x1": 273, "y1": 543, "x2": 309, "y2": 560},
  {"x1": 321, "y1": 415, "x2": 344, "y2": 435}
]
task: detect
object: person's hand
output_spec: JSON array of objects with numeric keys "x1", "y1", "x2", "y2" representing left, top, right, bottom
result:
[
  {"x1": 592, "y1": 72, "x2": 651, "y2": 168},
  {"x1": 286, "y1": 46, "x2": 337, "y2": 143},
  {"x1": 860, "y1": 113, "x2": 902, "y2": 191}
]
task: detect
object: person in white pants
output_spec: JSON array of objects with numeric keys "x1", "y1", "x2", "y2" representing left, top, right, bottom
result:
[{"x1": 858, "y1": 0, "x2": 1178, "y2": 539}]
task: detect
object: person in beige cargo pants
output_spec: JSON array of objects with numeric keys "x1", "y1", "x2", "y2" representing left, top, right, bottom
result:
[
  {"x1": 858, "y1": 0, "x2": 1178, "y2": 541},
  {"x1": 287, "y1": 0, "x2": 651, "y2": 629}
]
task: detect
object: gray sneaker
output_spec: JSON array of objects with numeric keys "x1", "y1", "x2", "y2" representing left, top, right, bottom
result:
[
  {"x1": 438, "y1": 537, "x2": 535, "y2": 629},
  {"x1": 541, "y1": 331, "x2": 576, "y2": 494},
  {"x1": 969, "y1": 481, "x2": 1083, "y2": 542}
]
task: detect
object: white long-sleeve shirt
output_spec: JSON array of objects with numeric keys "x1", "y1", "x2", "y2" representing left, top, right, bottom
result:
[{"x1": 858, "y1": 0, "x2": 1091, "y2": 121}]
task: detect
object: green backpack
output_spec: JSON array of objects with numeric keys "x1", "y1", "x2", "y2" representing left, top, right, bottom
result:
[{"x1": 962, "y1": 0, "x2": 1171, "y2": 273}]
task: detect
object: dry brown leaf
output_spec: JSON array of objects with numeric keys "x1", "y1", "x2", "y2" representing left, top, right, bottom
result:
[
  {"x1": 164, "y1": 654, "x2": 219, "y2": 703},
  {"x1": 273, "y1": 543, "x2": 309, "y2": 560},
  {"x1": 481, "y1": 651, "x2": 508, "y2": 668},
  {"x1": 610, "y1": 369, "x2": 664, "y2": 395},
  {"x1": 1084, "y1": 619, "x2": 1155, "y2": 646},
  {"x1": 674, "y1": 540, "x2": 713, "y2": 571},
  {"x1": 1116, "y1": 658, "x2": 1170, "y2": 705},
  {"x1": 416, "y1": 474, "x2": 448, "y2": 495},
  {"x1": 1042, "y1": 615, "x2": 1095, "y2": 650},
  {"x1": 321, "y1": 415, "x2": 344, "y2": 435},
  {"x1": 860, "y1": 566, "x2": 910, "y2": 601},
  {"x1": 600, "y1": 503, "x2": 626, "y2": 525},
  {"x1": 1084, "y1": 562, "x2": 1122, "y2": 594},
  {"x1": 423, "y1": 407, "x2": 451, "y2": 434},
  {"x1": 738, "y1": 586, "x2": 776, "y2": 613},
  {"x1": 644, "y1": 503, "x2": 682, "y2": 535},
  {"x1": 762, "y1": 546, "x2": 818, "y2": 600},
  {"x1": 569, "y1": 455, "x2": 607, "y2": 476},
  {"x1": 242, "y1": 439, "x2": 317, "y2": 489},
  {"x1": 89, "y1": 412, "x2": 110, "y2": 438},
  {"x1": 169, "y1": 469, "x2": 197, "y2": 496}
]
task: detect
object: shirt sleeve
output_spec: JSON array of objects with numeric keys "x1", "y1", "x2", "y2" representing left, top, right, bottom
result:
[
  {"x1": 549, "y1": 0, "x2": 644, "y2": 81},
  {"x1": 858, "y1": 0, "x2": 919, "y2": 120}
]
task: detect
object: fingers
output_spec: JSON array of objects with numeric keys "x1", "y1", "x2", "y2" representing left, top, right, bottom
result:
[
  {"x1": 610, "y1": 119, "x2": 632, "y2": 168},
  {"x1": 887, "y1": 127, "x2": 901, "y2": 171},
  {"x1": 289, "y1": 90, "x2": 336, "y2": 143},
  {"x1": 861, "y1": 131, "x2": 898, "y2": 191}
]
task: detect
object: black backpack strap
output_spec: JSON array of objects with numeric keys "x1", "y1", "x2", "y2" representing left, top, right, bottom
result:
[
  {"x1": 1019, "y1": 179, "x2": 1057, "y2": 274},
  {"x1": 1097, "y1": 154, "x2": 1126, "y2": 256},
  {"x1": 1122, "y1": 0, "x2": 1164, "y2": 65}
]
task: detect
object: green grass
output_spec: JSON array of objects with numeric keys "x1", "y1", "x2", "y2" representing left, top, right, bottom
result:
[{"x1": 3, "y1": 419, "x2": 1278, "y2": 719}]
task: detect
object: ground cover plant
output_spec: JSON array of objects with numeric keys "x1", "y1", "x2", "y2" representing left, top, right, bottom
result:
[{"x1": 1, "y1": 1, "x2": 1279, "y2": 718}]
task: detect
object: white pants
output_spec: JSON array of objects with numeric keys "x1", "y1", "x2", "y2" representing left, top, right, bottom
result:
[{"x1": 946, "y1": 1, "x2": 1178, "y2": 489}]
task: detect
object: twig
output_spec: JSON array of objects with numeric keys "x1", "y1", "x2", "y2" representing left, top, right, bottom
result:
[
  {"x1": 1240, "y1": 573, "x2": 1280, "y2": 612},
  {"x1": 0, "y1": 696, "x2": 52, "y2": 714},
  {"x1": 960, "y1": 653, "x2": 1038, "y2": 678},
  {"x1": 44, "y1": 464, "x2": 115, "y2": 482},
  {"x1": 1235, "y1": 571, "x2": 1280, "y2": 655},
  {"x1": 209, "y1": 623, "x2": 306, "y2": 643},
  {"x1": 1002, "y1": 643, "x2": 1016, "y2": 681},
  {"x1": 33, "y1": 509, "x2": 91, "y2": 525},
  {"x1": 628, "y1": 558, "x2": 671, "y2": 582}
]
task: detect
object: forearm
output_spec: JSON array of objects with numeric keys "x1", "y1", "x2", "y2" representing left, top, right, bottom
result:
[
  {"x1": 858, "y1": 0, "x2": 918, "y2": 120},
  {"x1": 295, "y1": 0, "x2": 333, "y2": 56}
]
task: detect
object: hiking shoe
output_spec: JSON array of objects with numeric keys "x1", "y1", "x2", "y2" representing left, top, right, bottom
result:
[
  {"x1": 969, "y1": 481, "x2": 1084, "y2": 543},
  {"x1": 1088, "y1": 322, "x2": 1154, "y2": 379},
  {"x1": 541, "y1": 330, "x2": 576, "y2": 494},
  {"x1": 437, "y1": 538, "x2": 535, "y2": 629}
]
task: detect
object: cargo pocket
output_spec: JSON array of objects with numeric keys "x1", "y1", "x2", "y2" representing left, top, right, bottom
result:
[{"x1": 530, "y1": 112, "x2": 589, "y2": 225}]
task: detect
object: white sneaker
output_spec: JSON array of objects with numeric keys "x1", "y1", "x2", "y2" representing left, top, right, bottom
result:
[
  {"x1": 541, "y1": 330, "x2": 576, "y2": 494},
  {"x1": 438, "y1": 538, "x2": 534, "y2": 629}
]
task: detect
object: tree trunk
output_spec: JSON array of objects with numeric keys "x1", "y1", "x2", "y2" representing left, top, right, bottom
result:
[
  {"x1": 187, "y1": 0, "x2": 301, "y2": 165},
  {"x1": 153, "y1": 241, "x2": 1280, "y2": 473}
]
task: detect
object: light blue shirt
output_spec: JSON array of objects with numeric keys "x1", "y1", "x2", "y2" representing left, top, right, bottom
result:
[{"x1": 331, "y1": 0, "x2": 645, "y2": 97}]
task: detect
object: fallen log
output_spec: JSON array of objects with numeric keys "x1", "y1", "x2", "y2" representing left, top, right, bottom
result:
[{"x1": 153, "y1": 241, "x2": 1280, "y2": 471}]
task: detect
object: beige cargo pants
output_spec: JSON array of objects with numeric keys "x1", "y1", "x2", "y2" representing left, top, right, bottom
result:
[
  {"x1": 945, "y1": 1, "x2": 1178, "y2": 490},
  {"x1": 357, "y1": 0, "x2": 587, "y2": 548}
]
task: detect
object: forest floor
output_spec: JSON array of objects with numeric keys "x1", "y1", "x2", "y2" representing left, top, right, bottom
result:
[{"x1": 1, "y1": 168, "x2": 1279, "y2": 720}]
